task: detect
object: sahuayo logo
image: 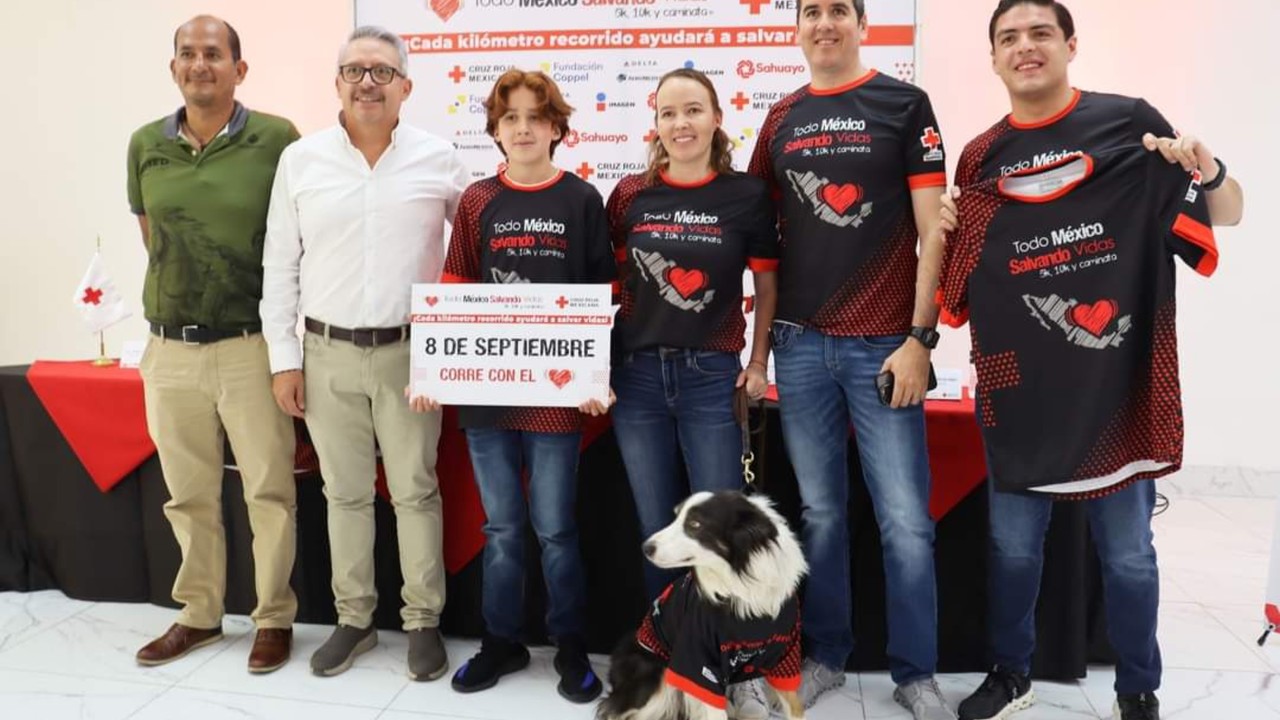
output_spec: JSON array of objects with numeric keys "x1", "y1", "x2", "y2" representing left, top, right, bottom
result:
[
  {"x1": 736, "y1": 59, "x2": 806, "y2": 79},
  {"x1": 561, "y1": 130, "x2": 631, "y2": 148}
]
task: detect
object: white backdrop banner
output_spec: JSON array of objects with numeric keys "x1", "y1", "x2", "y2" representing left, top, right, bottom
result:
[
  {"x1": 355, "y1": 0, "x2": 919, "y2": 194},
  {"x1": 357, "y1": 0, "x2": 919, "y2": 374}
]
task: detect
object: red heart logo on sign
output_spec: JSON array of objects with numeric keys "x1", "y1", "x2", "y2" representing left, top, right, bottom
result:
[
  {"x1": 665, "y1": 267, "x2": 708, "y2": 300},
  {"x1": 547, "y1": 369, "x2": 574, "y2": 389},
  {"x1": 430, "y1": 0, "x2": 460, "y2": 22},
  {"x1": 425, "y1": 296, "x2": 439, "y2": 307},
  {"x1": 1069, "y1": 299, "x2": 1117, "y2": 337},
  {"x1": 820, "y1": 183, "x2": 863, "y2": 214}
]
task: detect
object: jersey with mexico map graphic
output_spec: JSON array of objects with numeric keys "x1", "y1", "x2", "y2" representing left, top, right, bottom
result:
[
  {"x1": 606, "y1": 170, "x2": 779, "y2": 354},
  {"x1": 937, "y1": 147, "x2": 1217, "y2": 498},
  {"x1": 442, "y1": 170, "x2": 615, "y2": 432},
  {"x1": 635, "y1": 572, "x2": 801, "y2": 711},
  {"x1": 747, "y1": 69, "x2": 947, "y2": 335}
]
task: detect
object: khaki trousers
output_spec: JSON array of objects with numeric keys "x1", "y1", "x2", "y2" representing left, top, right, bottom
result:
[
  {"x1": 140, "y1": 333, "x2": 298, "y2": 629},
  {"x1": 302, "y1": 331, "x2": 445, "y2": 630}
]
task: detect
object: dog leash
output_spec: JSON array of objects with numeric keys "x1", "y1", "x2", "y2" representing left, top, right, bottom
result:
[{"x1": 734, "y1": 386, "x2": 765, "y2": 495}]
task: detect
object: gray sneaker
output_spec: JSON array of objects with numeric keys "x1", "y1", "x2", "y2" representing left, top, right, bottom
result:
[
  {"x1": 310, "y1": 624, "x2": 377, "y2": 677},
  {"x1": 727, "y1": 678, "x2": 771, "y2": 720},
  {"x1": 798, "y1": 659, "x2": 847, "y2": 708},
  {"x1": 895, "y1": 677, "x2": 958, "y2": 720},
  {"x1": 407, "y1": 627, "x2": 449, "y2": 681}
]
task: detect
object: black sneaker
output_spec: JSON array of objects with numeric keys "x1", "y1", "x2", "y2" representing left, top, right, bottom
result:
[
  {"x1": 450, "y1": 634, "x2": 530, "y2": 693},
  {"x1": 1114, "y1": 692, "x2": 1160, "y2": 720},
  {"x1": 957, "y1": 667, "x2": 1035, "y2": 720},
  {"x1": 553, "y1": 635, "x2": 602, "y2": 703}
]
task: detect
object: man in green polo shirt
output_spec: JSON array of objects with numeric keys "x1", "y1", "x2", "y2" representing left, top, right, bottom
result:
[{"x1": 127, "y1": 15, "x2": 300, "y2": 674}]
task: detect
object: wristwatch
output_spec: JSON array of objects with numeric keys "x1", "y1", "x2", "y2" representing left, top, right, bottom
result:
[{"x1": 908, "y1": 326, "x2": 940, "y2": 350}]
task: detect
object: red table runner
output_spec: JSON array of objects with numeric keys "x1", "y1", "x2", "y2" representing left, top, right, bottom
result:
[
  {"x1": 27, "y1": 361, "x2": 157, "y2": 493},
  {"x1": 26, "y1": 362, "x2": 984, "y2": 573}
]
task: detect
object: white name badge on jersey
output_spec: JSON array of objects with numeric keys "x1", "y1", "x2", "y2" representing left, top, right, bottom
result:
[{"x1": 410, "y1": 283, "x2": 613, "y2": 407}]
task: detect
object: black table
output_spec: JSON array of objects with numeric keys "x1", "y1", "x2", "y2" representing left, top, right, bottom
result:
[{"x1": 0, "y1": 364, "x2": 1112, "y2": 678}]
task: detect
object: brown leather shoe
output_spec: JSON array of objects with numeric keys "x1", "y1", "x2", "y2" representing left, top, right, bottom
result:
[
  {"x1": 136, "y1": 623, "x2": 223, "y2": 666},
  {"x1": 248, "y1": 627, "x2": 293, "y2": 674}
]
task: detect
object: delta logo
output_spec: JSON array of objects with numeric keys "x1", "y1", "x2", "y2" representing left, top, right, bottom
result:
[{"x1": 736, "y1": 59, "x2": 806, "y2": 79}]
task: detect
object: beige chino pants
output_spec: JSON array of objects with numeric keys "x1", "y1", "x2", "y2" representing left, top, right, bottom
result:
[
  {"x1": 139, "y1": 333, "x2": 298, "y2": 630},
  {"x1": 302, "y1": 331, "x2": 445, "y2": 630}
]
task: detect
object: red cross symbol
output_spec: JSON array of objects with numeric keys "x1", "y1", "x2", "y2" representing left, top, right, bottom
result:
[
  {"x1": 81, "y1": 287, "x2": 103, "y2": 305},
  {"x1": 643, "y1": 128, "x2": 658, "y2": 143},
  {"x1": 555, "y1": 295, "x2": 569, "y2": 309},
  {"x1": 575, "y1": 162, "x2": 595, "y2": 180},
  {"x1": 447, "y1": 65, "x2": 466, "y2": 84},
  {"x1": 920, "y1": 126, "x2": 942, "y2": 150},
  {"x1": 730, "y1": 91, "x2": 750, "y2": 111},
  {"x1": 972, "y1": 342, "x2": 1021, "y2": 427},
  {"x1": 741, "y1": 0, "x2": 769, "y2": 14}
]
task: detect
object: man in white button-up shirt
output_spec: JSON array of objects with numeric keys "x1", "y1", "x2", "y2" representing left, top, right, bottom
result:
[{"x1": 260, "y1": 26, "x2": 468, "y2": 681}]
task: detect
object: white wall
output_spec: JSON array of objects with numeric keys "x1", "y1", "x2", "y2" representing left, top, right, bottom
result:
[{"x1": 2, "y1": 0, "x2": 1273, "y2": 469}]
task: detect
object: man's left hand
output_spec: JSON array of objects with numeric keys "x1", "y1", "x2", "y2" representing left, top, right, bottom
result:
[
  {"x1": 1142, "y1": 132, "x2": 1217, "y2": 180},
  {"x1": 880, "y1": 339, "x2": 931, "y2": 408}
]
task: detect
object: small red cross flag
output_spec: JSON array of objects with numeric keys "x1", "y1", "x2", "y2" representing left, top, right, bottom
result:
[{"x1": 72, "y1": 251, "x2": 130, "y2": 333}]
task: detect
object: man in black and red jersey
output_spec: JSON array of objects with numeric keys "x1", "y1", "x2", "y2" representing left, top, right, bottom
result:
[
  {"x1": 746, "y1": 1, "x2": 950, "y2": 717},
  {"x1": 938, "y1": 3, "x2": 1244, "y2": 720}
]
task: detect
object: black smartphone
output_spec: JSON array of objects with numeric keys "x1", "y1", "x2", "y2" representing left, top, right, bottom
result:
[{"x1": 876, "y1": 365, "x2": 938, "y2": 406}]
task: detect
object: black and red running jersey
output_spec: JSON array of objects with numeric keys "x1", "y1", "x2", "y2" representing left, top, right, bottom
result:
[
  {"x1": 442, "y1": 171, "x2": 615, "y2": 432},
  {"x1": 607, "y1": 171, "x2": 779, "y2": 354},
  {"x1": 938, "y1": 148, "x2": 1216, "y2": 496},
  {"x1": 955, "y1": 90, "x2": 1174, "y2": 188},
  {"x1": 747, "y1": 70, "x2": 946, "y2": 335},
  {"x1": 635, "y1": 573, "x2": 801, "y2": 711}
]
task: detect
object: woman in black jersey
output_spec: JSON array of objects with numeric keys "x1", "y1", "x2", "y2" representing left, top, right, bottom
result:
[
  {"x1": 606, "y1": 68, "x2": 780, "y2": 600},
  {"x1": 410, "y1": 69, "x2": 613, "y2": 704}
]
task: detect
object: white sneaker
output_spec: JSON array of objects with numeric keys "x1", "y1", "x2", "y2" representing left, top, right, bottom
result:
[
  {"x1": 727, "y1": 678, "x2": 771, "y2": 720},
  {"x1": 894, "y1": 677, "x2": 957, "y2": 720},
  {"x1": 798, "y1": 658, "x2": 847, "y2": 708}
]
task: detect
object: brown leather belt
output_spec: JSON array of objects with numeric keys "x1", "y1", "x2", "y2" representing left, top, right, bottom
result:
[{"x1": 304, "y1": 317, "x2": 409, "y2": 347}]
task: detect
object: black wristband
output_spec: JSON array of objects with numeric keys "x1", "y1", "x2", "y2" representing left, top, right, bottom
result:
[{"x1": 1202, "y1": 157, "x2": 1228, "y2": 191}]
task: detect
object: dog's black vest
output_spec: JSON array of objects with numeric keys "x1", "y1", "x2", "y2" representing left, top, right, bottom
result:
[{"x1": 636, "y1": 573, "x2": 801, "y2": 709}]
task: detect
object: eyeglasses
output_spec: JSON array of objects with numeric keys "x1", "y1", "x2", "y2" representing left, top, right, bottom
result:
[{"x1": 338, "y1": 64, "x2": 402, "y2": 85}]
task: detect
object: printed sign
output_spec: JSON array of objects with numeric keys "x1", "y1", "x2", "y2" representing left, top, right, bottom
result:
[{"x1": 410, "y1": 283, "x2": 613, "y2": 406}]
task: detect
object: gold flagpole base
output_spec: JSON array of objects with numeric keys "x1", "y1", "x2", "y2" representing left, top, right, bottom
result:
[{"x1": 91, "y1": 356, "x2": 114, "y2": 367}]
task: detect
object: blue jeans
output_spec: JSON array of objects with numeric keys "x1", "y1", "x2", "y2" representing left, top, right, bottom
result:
[
  {"x1": 612, "y1": 348, "x2": 744, "y2": 598},
  {"x1": 770, "y1": 321, "x2": 937, "y2": 683},
  {"x1": 465, "y1": 428, "x2": 586, "y2": 642},
  {"x1": 988, "y1": 479, "x2": 1161, "y2": 694}
]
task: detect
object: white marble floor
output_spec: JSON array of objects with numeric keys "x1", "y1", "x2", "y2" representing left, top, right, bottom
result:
[{"x1": 2, "y1": 482, "x2": 1278, "y2": 719}]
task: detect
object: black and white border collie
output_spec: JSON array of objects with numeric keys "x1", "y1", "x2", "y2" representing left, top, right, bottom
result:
[{"x1": 598, "y1": 491, "x2": 808, "y2": 720}]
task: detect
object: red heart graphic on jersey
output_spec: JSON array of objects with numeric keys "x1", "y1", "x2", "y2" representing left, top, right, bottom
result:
[
  {"x1": 547, "y1": 369, "x2": 574, "y2": 389},
  {"x1": 430, "y1": 0, "x2": 460, "y2": 22},
  {"x1": 1069, "y1": 300, "x2": 1118, "y2": 337},
  {"x1": 425, "y1": 296, "x2": 439, "y2": 307},
  {"x1": 820, "y1": 183, "x2": 863, "y2": 214},
  {"x1": 666, "y1": 267, "x2": 708, "y2": 300}
]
